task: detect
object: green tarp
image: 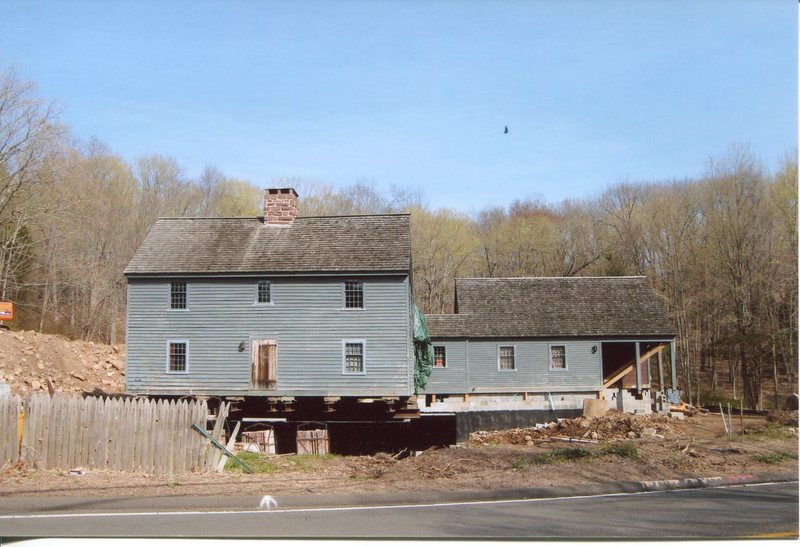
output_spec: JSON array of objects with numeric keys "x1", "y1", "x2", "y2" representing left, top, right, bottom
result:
[{"x1": 412, "y1": 302, "x2": 433, "y2": 392}]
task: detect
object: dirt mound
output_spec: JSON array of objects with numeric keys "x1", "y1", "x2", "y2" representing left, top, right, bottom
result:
[
  {"x1": 0, "y1": 329, "x2": 125, "y2": 396},
  {"x1": 767, "y1": 410, "x2": 799, "y2": 427},
  {"x1": 470, "y1": 412, "x2": 678, "y2": 445}
]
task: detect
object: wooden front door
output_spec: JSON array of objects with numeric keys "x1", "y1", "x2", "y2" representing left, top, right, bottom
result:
[{"x1": 251, "y1": 339, "x2": 277, "y2": 390}]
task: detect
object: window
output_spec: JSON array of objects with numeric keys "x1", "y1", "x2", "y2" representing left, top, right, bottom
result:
[
  {"x1": 499, "y1": 345, "x2": 515, "y2": 370},
  {"x1": 257, "y1": 280, "x2": 271, "y2": 303},
  {"x1": 170, "y1": 282, "x2": 187, "y2": 309},
  {"x1": 167, "y1": 341, "x2": 188, "y2": 373},
  {"x1": 550, "y1": 344, "x2": 567, "y2": 370},
  {"x1": 344, "y1": 280, "x2": 363, "y2": 309},
  {"x1": 434, "y1": 346, "x2": 447, "y2": 368},
  {"x1": 343, "y1": 340, "x2": 365, "y2": 374}
]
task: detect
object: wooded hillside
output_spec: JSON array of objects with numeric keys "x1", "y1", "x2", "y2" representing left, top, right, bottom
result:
[{"x1": 0, "y1": 66, "x2": 796, "y2": 408}]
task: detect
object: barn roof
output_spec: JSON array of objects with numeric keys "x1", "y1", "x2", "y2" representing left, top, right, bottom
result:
[
  {"x1": 124, "y1": 214, "x2": 411, "y2": 276},
  {"x1": 426, "y1": 277, "x2": 676, "y2": 339}
]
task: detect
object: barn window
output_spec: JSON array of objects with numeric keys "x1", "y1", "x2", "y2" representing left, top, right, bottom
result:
[
  {"x1": 167, "y1": 340, "x2": 188, "y2": 373},
  {"x1": 498, "y1": 346, "x2": 516, "y2": 370},
  {"x1": 257, "y1": 280, "x2": 271, "y2": 303},
  {"x1": 342, "y1": 340, "x2": 366, "y2": 374},
  {"x1": 170, "y1": 282, "x2": 187, "y2": 309},
  {"x1": 344, "y1": 280, "x2": 363, "y2": 309},
  {"x1": 550, "y1": 344, "x2": 567, "y2": 370},
  {"x1": 434, "y1": 346, "x2": 447, "y2": 368}
]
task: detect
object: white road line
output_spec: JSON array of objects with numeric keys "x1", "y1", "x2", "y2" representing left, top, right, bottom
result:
[{"x1": 0, "y1": 481, "x2": 794, "y2": 521}]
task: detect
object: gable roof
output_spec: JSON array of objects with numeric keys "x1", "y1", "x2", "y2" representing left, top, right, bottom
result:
[
  {"x1": 426, "y1": 277, "x2": 676, "y2": 339},
  {"x1": 124, "y1": 214, "x2": 411, "y2": 276}
]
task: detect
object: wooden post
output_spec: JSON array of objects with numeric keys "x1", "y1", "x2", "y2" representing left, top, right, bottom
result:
[
  {"x1": 657, "y1": 347, "x2": 665, "y2": 391},
  {"x1": 635, "y1": 342, "x2": 642, "y2": 392},
  {"x1": 670, "y1": 340, "x2": 678, "y2": 388}
]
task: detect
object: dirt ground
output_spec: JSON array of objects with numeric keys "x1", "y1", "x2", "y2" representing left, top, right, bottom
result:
[
  {"x1": 0, "y1": 329, "x2": 125, "y2": 396},
  {"x1": 0, "y1": 412, "x2": 796, "y2": 500}
]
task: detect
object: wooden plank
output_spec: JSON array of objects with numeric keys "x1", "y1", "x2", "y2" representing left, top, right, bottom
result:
[
  {"x1": 0, "y1": 397, "x2": 7, "y2": 464},
  {"x1": 603, "y1": 364, "x2": 634, "y2": 389},
  {"x1": 0, "y1": 398, "x2": 5, "y2": 465},
  {"x1": 111, "y1": 397, "x2": 120, "y2": 470},
  {"x1": 63, "y1": 397, "x2": 74, "y2": 469},
  {"x1": 85, "y1": 397, "x2": 94, "y2": 468},
  {"x1": 36, "y1": 394, "x2": 47, "y2": 468},
  {"x1": 146, "y1": 399, "x2": 156, "y2": 474},
  {"x1": 25, "y1": 395, "x2": 38, "y2": 467},
  {"x1": 0, "y1": 397, "x2": 9, "y2": 465},
  {"x1": 216, "y1": 420, "x2": 241, "y2": 472},
  {"x1": 179, "y1": 400, "x2": 190, "y2": 474},
  {"x1": 191, "y1": 402, "x2": 204, "y2": 472},
  {"x1": 166, "y1": 399, "x2": 176, "y2": 475},
  {"x1": 205, "y1": 403, "x2": 228, "y2": 470},
  {"x1": 173, "y1": 401, "x2": 183, "y2": 475},
  {"x1": 50, "y1": 396, "x2": 63, "y2": 469},
  {"x1": 125, "y1": 398, "x2": 135, "y2": 471}
]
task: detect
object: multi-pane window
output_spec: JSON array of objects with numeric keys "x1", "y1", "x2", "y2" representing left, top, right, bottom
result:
[
  {"x1": 434, "y1": 346, "x2": 447, "y2": 368},
  {"x1": 499, "y1": 346, "x2": 515, "y2": 370},
  {"x1": 168, "y1": 341, "x2": 187, "y2": 372},
  {"x1": 550, "y1": 345, "x2": 567, "y2": 370},
  {"x1": 257, "y1": 280, "x2": 271, "y2": 303},
  {"x1": 344, "y1": 280, "x2": 363, "y2": 309},
  {"x1": 343, "y1": 341, "x2": 365, "y2": 374},
  {"x1": 170, "y1": 282, "x2": 187, "y2": 309}
]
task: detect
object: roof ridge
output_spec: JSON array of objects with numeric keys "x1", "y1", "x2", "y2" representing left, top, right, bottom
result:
[
  {"x1": 154, "y1": 213, "x2": 410, "y2": 221},
  {"x1": 455, "y1": 276, "x2": 647, "y2": 281}
]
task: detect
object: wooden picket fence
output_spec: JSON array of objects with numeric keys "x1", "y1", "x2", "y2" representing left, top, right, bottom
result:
[
  {"x1": 0, "y1": 393, "x2": 229, "y2": 474},
  {"x1": 0, "y1": 395, "x2": 21, "y2": 466}
]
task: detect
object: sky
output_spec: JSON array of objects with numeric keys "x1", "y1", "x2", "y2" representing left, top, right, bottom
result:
[{"x1": 1, "y1": 0, "x2": 796, "y2": 213}]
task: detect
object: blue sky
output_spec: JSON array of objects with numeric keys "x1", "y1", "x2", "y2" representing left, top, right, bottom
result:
[{"x1": 1, "y1": 0, "x2": 796, "y2": 212}]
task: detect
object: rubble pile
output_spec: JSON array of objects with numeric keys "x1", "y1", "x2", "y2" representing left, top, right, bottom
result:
[
  {"x1": 470, "y1": 412, "x2": 677, "y2": 446},
  {"x1": 0, "y1": 329, "x2": 125, "y2": 396}
]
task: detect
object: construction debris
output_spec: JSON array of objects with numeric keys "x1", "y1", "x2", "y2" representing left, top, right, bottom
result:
[{"x1": 469, "y1": 411, "x2": 678, "y2": 445}]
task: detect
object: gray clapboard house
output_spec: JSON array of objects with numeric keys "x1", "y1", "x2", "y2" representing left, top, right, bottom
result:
[
  {"x1": 123, "y1": 188, "x2": 415, "y2": 400},
  {"x1": 422, "y1": 277, "x2": 679, "y2": 414}
]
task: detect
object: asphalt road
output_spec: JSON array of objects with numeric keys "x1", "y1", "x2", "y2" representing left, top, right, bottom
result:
[{"x1": 0, "y1": 481, "x2": 796, "y2": 539}]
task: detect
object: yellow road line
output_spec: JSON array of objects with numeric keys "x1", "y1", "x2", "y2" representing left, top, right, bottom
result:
[{"x1": 749, "y1": 531, "x2": 799, "y2": 539}]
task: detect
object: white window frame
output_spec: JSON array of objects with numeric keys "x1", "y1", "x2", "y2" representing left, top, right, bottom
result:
[
  {"x1": 255, "y1": 280, "x2": 273, "y2": 305},
  {"x1": 549, "y1": 343, "x2": 568, "y2": 371},
  {"x1": 497, "y1": 344, "x2": 517, "y2": 371},
  {"x1": 168, "y1": 281, "x2": 189, "y2": 311},
  {"x1": 166, "y1": 339, "x2": 190, "y2": 374},
  {"x1": 343, "y1": 280, "x2": 364, "y2": 310},
  {"x1": 342, "y1": 339, "x2": 367, "y2": 375},
  {"x1": 433, "y1": 345, "x2": 447, "y2": 368}
]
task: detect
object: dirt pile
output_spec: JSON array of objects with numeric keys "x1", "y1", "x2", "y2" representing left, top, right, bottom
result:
[
  {"x1": 0, "y1": 329, "x2": 125, "y2": 396},
  {"x1": 767, "y1": 410, "x2": 799, "y2": 427},
  {"x1": 470, "y1": 411, "x2": 677, "y2": 445}
]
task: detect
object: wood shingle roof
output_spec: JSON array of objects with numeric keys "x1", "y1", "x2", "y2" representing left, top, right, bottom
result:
[
  {"x1": 124, "y1": 214, "x2": 411, "y2": 276},
  {"x1": 426, "y1": 277, "x2": 676, "y2": 339}
]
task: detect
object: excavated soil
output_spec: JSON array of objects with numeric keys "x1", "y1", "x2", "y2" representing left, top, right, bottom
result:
[
  {"x1": 0, "y1": 329, "x2": 125, "y2": 396},
  {"x1": 0, "y1": 413, "x2": 795, "y2": 499}
]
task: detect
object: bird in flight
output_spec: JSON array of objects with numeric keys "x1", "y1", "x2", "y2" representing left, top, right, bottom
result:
[{"x1": 504, "y1": 126, "x2": 509, "y2": 134}]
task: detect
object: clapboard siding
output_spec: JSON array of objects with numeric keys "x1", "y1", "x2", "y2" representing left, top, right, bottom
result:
[
  {"x1": 424, "y1": 338, "x2": 602, "y2": 394},
  {"x1": 126, "y1": 276, "x2": 412, "y2": 396},
  {"x1": 423, "y1": 341, "x2": 469, "y2": 393}
]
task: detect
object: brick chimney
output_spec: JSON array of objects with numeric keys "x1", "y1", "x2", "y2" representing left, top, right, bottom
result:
[{"x1": 263, "y1": 188, "x2": 299, "y2": 225}]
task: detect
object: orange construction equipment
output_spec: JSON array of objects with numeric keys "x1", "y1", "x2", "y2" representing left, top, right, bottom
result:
[{"x1": 0, "y1": 301, "x2": 12, "y2": 321}]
